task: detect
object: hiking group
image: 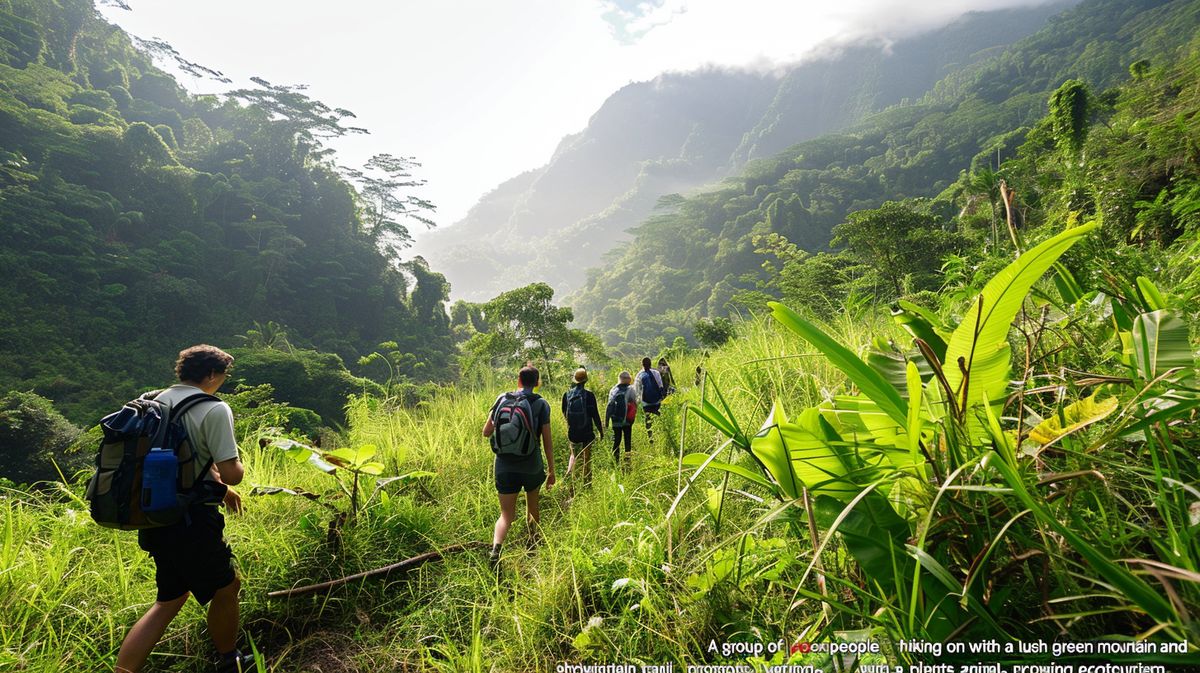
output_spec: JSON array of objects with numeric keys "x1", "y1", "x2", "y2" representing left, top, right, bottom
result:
[
  {"x1": 88, "y1": 345, "x2": 683, "y2": 672},
  {"x1": 483, "y1": 357, "x2": 676, "y2": 565}
]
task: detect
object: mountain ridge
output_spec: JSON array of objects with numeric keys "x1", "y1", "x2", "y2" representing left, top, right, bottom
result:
[{"x1": 421, "y1": 1, "x2": 1075, "y2": 302}]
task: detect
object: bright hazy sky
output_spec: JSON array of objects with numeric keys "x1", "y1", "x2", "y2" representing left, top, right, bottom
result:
[{"x1": 99, "y1": 0, "x2": 1056, "y2": 242}]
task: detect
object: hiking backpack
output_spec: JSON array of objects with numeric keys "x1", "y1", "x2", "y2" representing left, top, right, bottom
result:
[
  {"x1": 607, "y1": 386, "x2": 634, "y2": 428},
  {"x1": 85, "y1": 391, "x2": 221, "y2": 530},
  {"x1": 639, "y1": 370, "x2": 663, "y2": 406},
  {"x1": 490, "y1": 392, "x2": 538, "y2": 457},
  {"x1": 564, "y1": 387, "x2": 590, "y2": 434}
]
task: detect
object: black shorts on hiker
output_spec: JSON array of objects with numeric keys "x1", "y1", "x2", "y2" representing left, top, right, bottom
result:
[
  {"x1": 137, "y1": 505, "x2": 236, "y2": 605},
  {"x1": 495, "y1": 470, "x2": 546, "y2": 494}
]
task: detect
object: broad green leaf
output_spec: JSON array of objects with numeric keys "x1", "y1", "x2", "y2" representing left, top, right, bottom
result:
[
  {"x1": 745, "y1": 402, "x2": 802, "y2": 499},
  {"x1": 827, "y1": 395, "x2": 905, "y2": 448},
  {"x1": 1052, "y1": 262, "x2": 1084, "y2": 306},
  {"x1": 328, "y1": 444, "x2": 378, "y2": 468},
  {"x1": 893, "y1": 300, "x2": 948, "y2": 359},
  {"x1": 358, "y1": 461, "x2": 385, "y2": 476},
  {"x1": 1028, "y1": 394, "x2": 1119, "y2": 446},
  {"x1": 704, "y1": 487, "x2": 724, "y2": 520},
  {"x1": 815, "y1": 493, "x2": 909, "y2": 592},
  {"x1": 753, "y1": 405, "x2": 864, "y2": 501},
  {"x1": 769, "y1": 302, "x2": 908, "y2": 429},
  {"x1": 681, "y1": 453, "x2": 777, "y2": 492},
  {"x1": 274, "y1": 440, "x2": 336, "y2": 473},
  {"x1": 944, "y1": 222, "x2": 1097, "y2": 422},
  {"x1": 1136, "y1": 276, "x2": 1168, "y2": 311},
  {"x1": 1131, "y1": 310, "x2": 1193, "y2": 382},
  {"x1": 905, "y1": 361, "x2": 924, "y2": 468}
]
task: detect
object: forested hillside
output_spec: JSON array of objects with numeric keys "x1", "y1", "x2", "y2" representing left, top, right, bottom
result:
[
  {"x1": 0, "y1": 0, "x2": 454, "y2": 423},
  {"x1": 570, "y1": 0, "x2": 1200, "y2": 350},
  {"x1": 420, "y1": 2, "x2": 1070, "y2": 302}
]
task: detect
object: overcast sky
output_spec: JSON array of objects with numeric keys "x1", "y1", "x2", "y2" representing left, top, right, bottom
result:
[{"x1": 99, "y1": 0, "x2": 1057, "y2": 243}]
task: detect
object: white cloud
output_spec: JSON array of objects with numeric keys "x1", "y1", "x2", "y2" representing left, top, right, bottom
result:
[{"x1": 99, "y1": 0, "x2": 1061, "y2": 235}]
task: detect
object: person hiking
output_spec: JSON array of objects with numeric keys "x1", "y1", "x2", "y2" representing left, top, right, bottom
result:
[
  {"x1": 634, "y1": 357, "x2": 666, "y2": 446},
  {"x1": 483, "y1": 364, "x2": 555, "y2": 565},
  {"x1": 605, "y1": 371, "x2": 638, "y2": 471},
  {"x1": 561, "y1": 367, "x2": 602, "y2": 494},
  {"x1": 657, "y1": 358, "x2": 676, "y2": 395},
  {"x1": 115, "y1": 345, "x2": 253, "y2": 673}
]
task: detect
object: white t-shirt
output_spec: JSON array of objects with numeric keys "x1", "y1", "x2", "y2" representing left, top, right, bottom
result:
[{"x1": 154, "y1": 384, "x2": 239, "y2": 482}]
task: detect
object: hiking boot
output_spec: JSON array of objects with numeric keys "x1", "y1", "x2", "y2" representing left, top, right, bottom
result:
[
  {"x1": 215, "y1": 650, "x2": 255, "y2": 673},
  {"x1": 488, "y1": 544, "x2": 501, "y2": 568}
]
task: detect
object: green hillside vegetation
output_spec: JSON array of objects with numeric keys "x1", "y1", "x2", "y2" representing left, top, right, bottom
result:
[
  {"x1": 421, "y1": 2, "x2": 1069, "y2": 302},
  {"x1": 2, "y1": 0, "x2": 1199, "y2": 671},
  {"x1": 0, "y1": 0, "x2": 455, "y2": 426},
  {"x1": 570, "y1": 0, "x2": 1200, "y2": 352}
]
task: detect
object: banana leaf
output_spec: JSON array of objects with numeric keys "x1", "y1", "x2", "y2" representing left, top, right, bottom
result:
[
  {"x1": 1131, "y1": 309, "x2": 1194, "y2": 383},
  {"x1": 770, "y1": 302, "x2": 908, "y2": 429},
  {"x1": 943, "y1": 222, "x2": 1097, "y2": 433}
]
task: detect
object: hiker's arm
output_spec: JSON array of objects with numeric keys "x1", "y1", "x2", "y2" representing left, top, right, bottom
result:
[
  {"x1": 590, "y1": 396, "x2": 603, "y2": 436},
  {"x1": 482, "y1": 417, "x2": 494, "y2": 438},
  {"x1": 542, "y1": 424, "x2": 555, "y2": 489},
  {"x1": 215, "y1": 457, "x2": 244, "y2": 486}
]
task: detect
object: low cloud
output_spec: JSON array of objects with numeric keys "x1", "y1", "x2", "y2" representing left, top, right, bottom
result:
[{"x1": 608, "y1": 0, "x2": 1067, "y2": 77}]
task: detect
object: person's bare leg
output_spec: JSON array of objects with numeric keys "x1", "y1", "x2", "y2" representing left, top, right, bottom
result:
[
  {"x1": 206, "y1": 575, "x2": 241, "y2": 655},
  {"x1": 115, "y1": 593, "x2": 189, "y2": 672},
  {"x1": 581, "y1": 443, "x2": 592, "y2": 486},
  {"x1": 526, "y1": 488, "x2": 541, "y2": 545},
  {"x1": 493, "y1": 493, "x2": 519, "y2": 547},
  {"x1": 566, "y1": 445, "x2": 578, "y2": 496}
]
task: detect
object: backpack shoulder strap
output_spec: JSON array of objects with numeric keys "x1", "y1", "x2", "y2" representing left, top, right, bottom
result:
[
  {"x1": 168, "y1": 393, "x2": 221, "y2": 422},
  {"x1": 150, "y1": 393, "x2": 220, "y2": 448}
]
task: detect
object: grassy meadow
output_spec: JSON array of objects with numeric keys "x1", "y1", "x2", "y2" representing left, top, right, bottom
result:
[{"x1": 5, "y1": 263, "x2": 1198, "y2": 672}]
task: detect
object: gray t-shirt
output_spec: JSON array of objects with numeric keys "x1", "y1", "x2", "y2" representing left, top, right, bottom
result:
[
  {"x1": 154, "y1": 384, "x2": 239, "y2": 483},
  {"x1": 492, "y1": 391, "x2": 550, "y2": 475}
]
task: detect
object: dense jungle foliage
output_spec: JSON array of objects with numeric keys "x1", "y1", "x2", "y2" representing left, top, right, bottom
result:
[{"x1": 0, "y1": 0, "x2": 456, "y2": 426}]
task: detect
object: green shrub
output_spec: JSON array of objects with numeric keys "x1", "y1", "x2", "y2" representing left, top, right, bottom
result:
[
  {"x1": 0, "y1": 391, "x2": 83, "y2": 484},
  {"x1": 229, "y1": 348, "x2": 384, "y2": 428}
]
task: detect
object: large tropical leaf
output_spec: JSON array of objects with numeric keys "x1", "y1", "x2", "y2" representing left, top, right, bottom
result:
[
  {"x1": 1131, "y1": 309, "x2": 1194, "y2": 383},
  {"x1": 943, "y1": 222, "x2": 1098, "y2": 420},
  {"x1": 752, "y1": 404, "x2": 868, "y2": 502},
  {"x1": 814, "y1": 493, "x2": 909, "y2": 593},
  {"x1": 680, "y1": 454, "x2": 777, "y2": 493},
  {"x1": 769, "y1": 302, "x2": 908, "y2": 429},
  {"x1": 892, "y1": 299, "x2": 948, "y2": 359}
]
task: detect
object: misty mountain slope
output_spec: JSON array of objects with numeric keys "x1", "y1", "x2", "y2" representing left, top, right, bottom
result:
[
  {"x1": 422, "y1": 2, "x2": 1071, "y2": 302},
  {"x1": 569, "y1": 0, "x2": 1198, "y2": 347}
]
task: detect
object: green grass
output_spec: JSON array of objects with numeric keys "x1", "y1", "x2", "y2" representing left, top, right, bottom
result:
[{"x1": 2, "y1": 311, "x2": 1197, "y2": 671}]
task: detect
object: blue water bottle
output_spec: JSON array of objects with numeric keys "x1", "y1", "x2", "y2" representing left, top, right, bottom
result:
[{"x1": 141, "y1": 448, "x2": 178, "y2": 512}]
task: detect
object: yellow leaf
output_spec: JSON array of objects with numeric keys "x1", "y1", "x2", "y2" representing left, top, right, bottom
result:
[{"x1": 1028, "y1": 395, "x2": 1119, "y2": 446}]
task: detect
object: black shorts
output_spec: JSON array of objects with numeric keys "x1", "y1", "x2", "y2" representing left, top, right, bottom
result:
[
  {"x1": 137, "y1": 505, "x2": 236, "y2": 605},
  {"x1": 495, "y1": 470, "x2": 546, "y2": 495}
]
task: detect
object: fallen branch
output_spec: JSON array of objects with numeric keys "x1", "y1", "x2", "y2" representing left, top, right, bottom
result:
[{"x1": 267, "y1": 541, "x2": 488, "y2": 599}]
